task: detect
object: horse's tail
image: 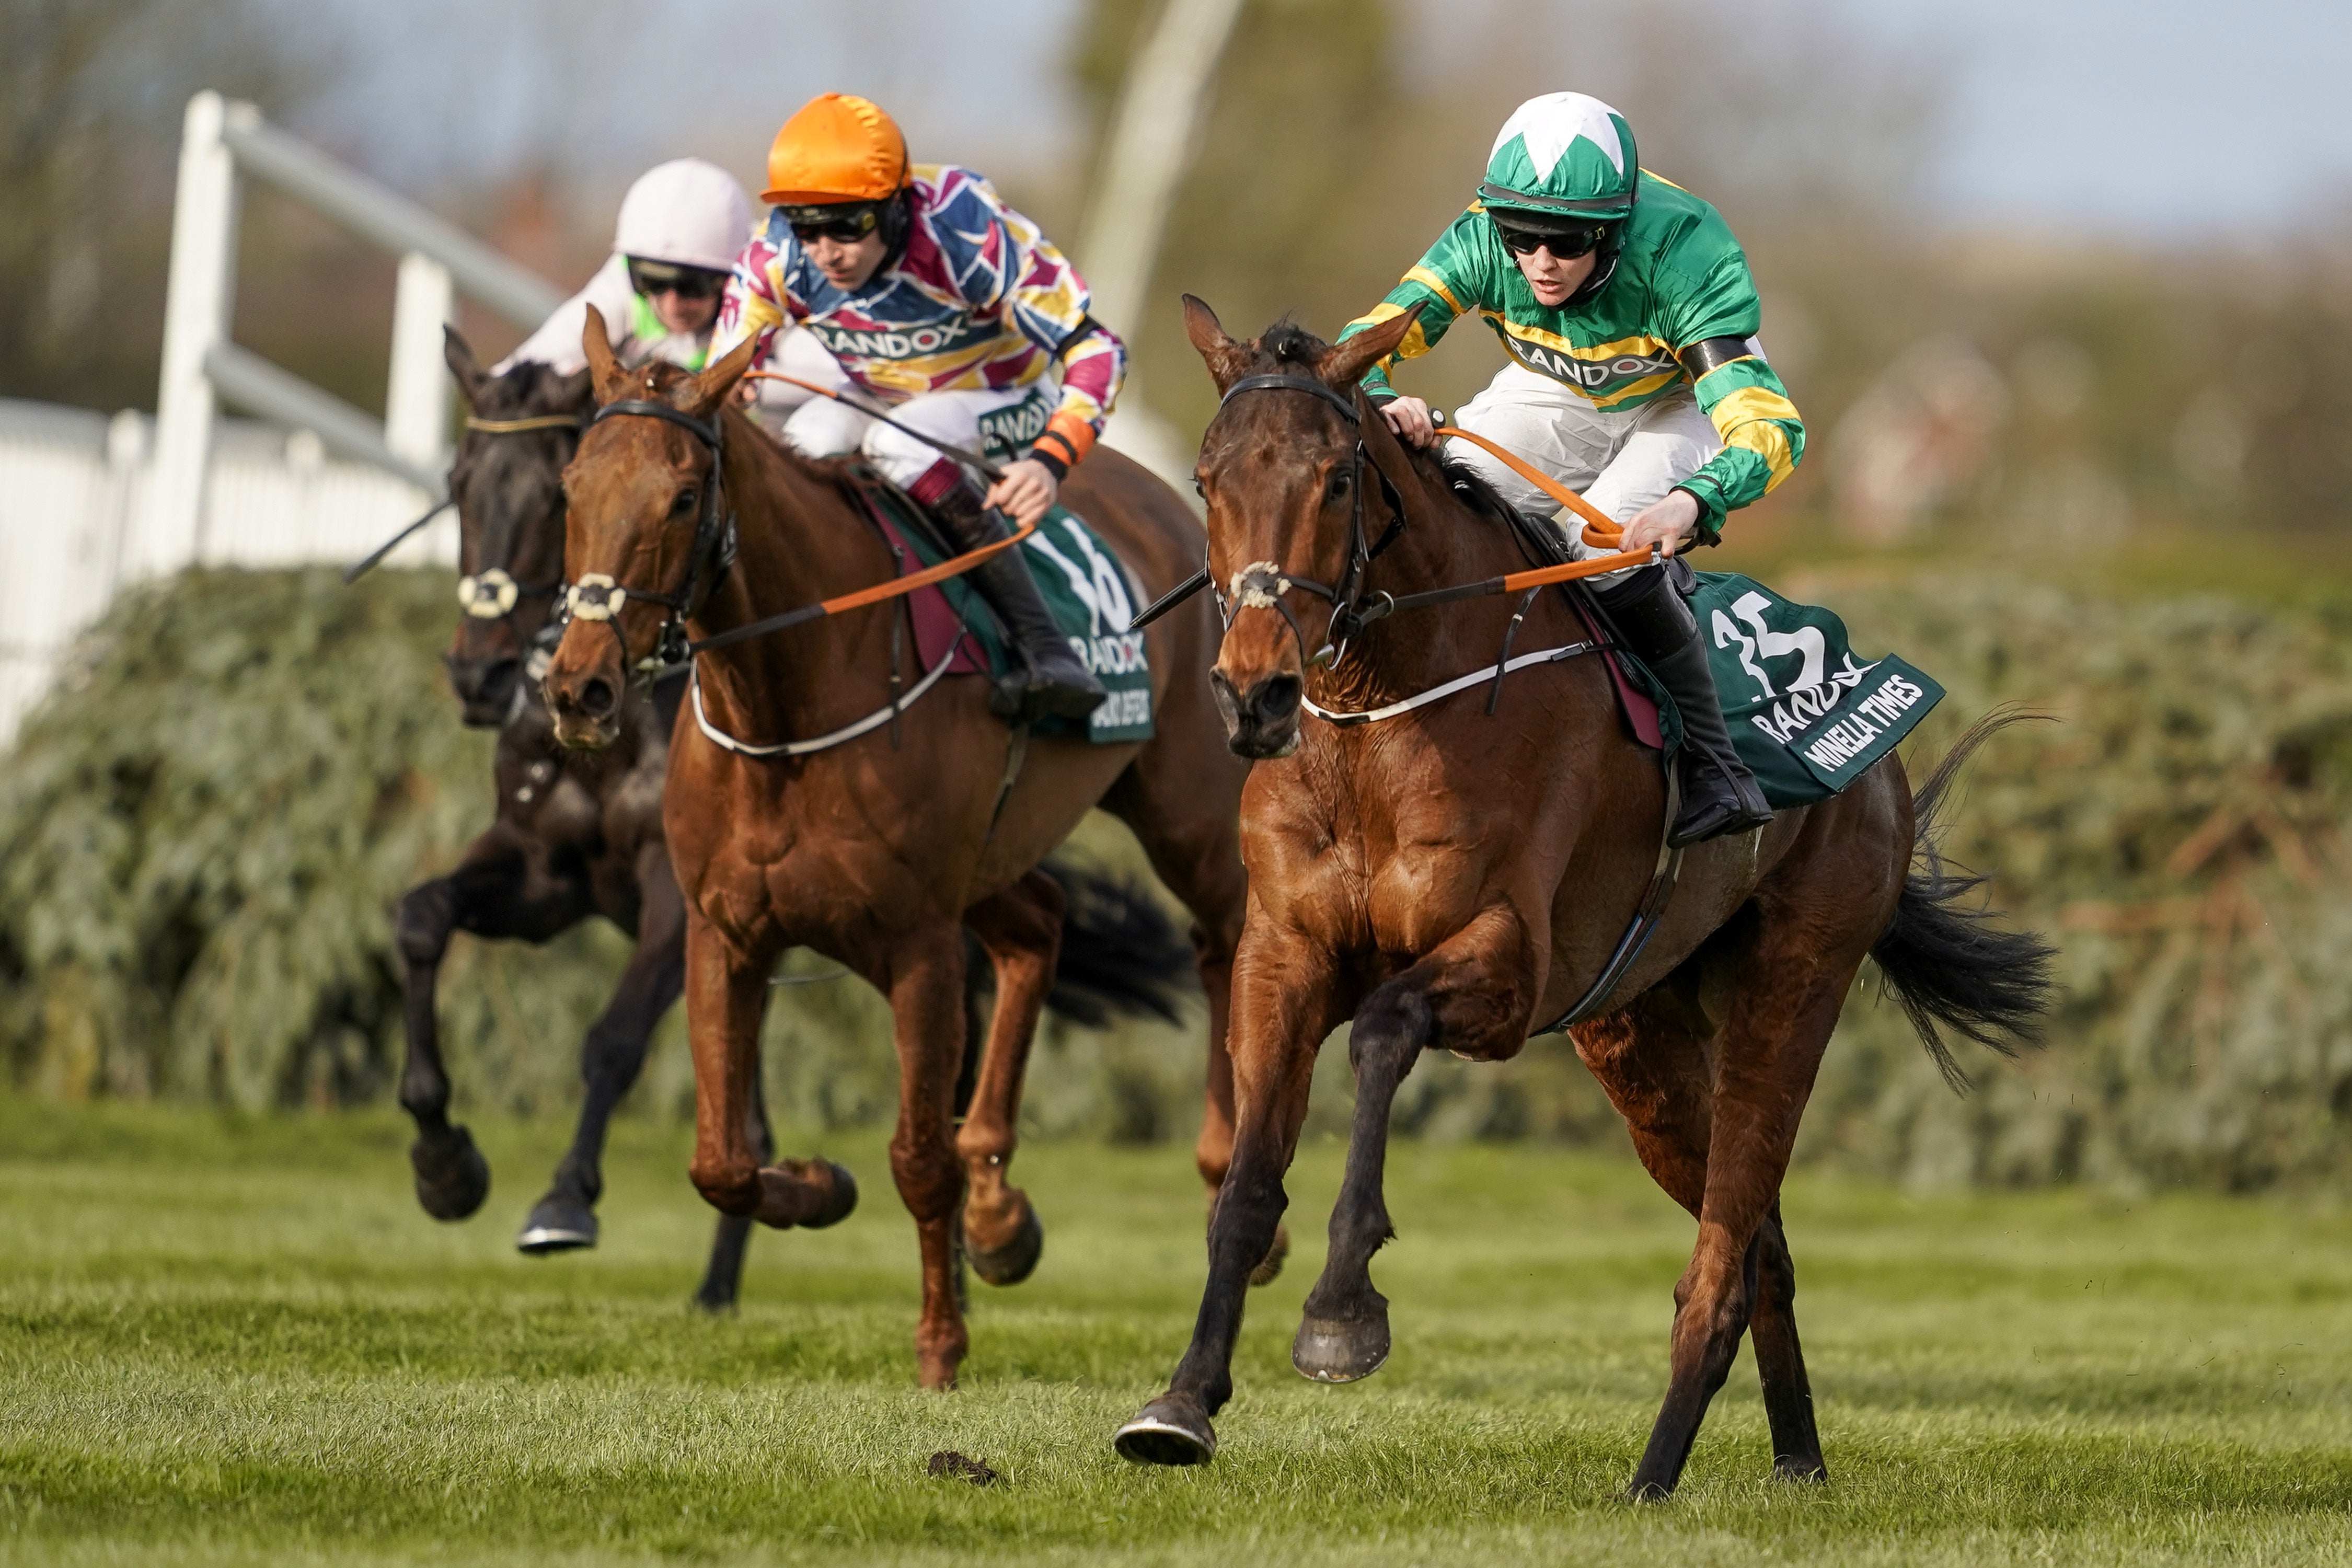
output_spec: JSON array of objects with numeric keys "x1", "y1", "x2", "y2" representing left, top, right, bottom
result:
[
  {"x1": 1041, "y1": 858, "x2": 1197, "y2": 1027},
  {"x1": 1870, "y1": 709, "x2": 2057, "y2": 1091}
]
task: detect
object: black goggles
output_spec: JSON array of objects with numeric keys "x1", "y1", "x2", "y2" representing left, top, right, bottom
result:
[
  {"x1": 782, "y1": 203, "x2": 883, "y2": 245},
  {"x1": 1491, "y1": 216, "x2": 1610, "y2": 260},
  {"x1": 626, "y1": 261, "x2": 728, "y2": 300}
]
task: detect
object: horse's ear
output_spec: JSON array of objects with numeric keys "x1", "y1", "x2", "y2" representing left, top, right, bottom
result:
[
  {"x1": 1183, "y1": 294, "x2": 1251, "y2": 391},
  {"x1": 581, "y1": 304, "x2": 631, "y2": 404},
  {"x1": 681, "y1": 330, "x2": 761, "y2": 421},
  {"x1": 1352, "y1": 373, "x2": 1441, "y2": 523},
  {"x1": 443, "y1": 326, "x2": 488, "y2": 410},
  {"x1": 1319, "y1": 304, "x2": 1421, "y2": 391}
]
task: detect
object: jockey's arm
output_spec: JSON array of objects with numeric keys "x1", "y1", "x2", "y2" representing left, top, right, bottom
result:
[
  {"x1": 1662, "y1": 255, "x2": 1807, "y2": 543},
  {"x1": 1338, "y1": 211, "x2": 1488, "y2": 446},
  {"x1": 493, "y1": 255, "x2": 639, "y2": 375}
]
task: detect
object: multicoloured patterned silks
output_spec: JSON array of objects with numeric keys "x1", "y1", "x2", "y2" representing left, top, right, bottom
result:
[{"x1": 714, "y1": 164, "x2": 1125, "y2": 467}]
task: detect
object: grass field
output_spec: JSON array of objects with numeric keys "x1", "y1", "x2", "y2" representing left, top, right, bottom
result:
[{"x1": 6, "y1": 1101, "x2": 2352, "y2": 1565}]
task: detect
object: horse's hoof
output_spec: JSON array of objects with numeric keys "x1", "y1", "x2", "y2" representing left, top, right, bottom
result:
[
  {"x1": 1292, "y1": 1308, "x2": 1390, "y2": 1383},
  {"x1": 1115, "y1": 1396, "x2": 1216, "y2": 1466},
  {"x1": 1773, "y1": 1456, "x2": 1828, "y2": 1484},
  {"x1": 1249, "y1": 1223, "x2": 1290, "y2": 1287},
  {"x1": 757, "y1": 1158, "x2": 858, "y2": 1229},
  {"x1": 410, "y1": 1126, "x2": 489, "y2": 1221},
  {"x1": 516, "y1": 1193, "x2": 597, "y2": 1255},
  {"x1": 1623, "y1": 1476, "x2": 1678, "y2": 1503},
  {"x1": 965, "y1": 1201, "x2": 1043, "y2": 1287},
  {"x1": 800, "y1": 1160, "x2": 857, "y2": 1228}
]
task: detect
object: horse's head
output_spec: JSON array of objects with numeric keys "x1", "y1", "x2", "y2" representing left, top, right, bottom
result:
[
  {"x1": 540, "y1": 304, "x2": 759, "y2": 749},
  {"x1": 1182, "y1": 295, "x2": 1421, "y2": 759},
  {"x1": 442, "y1": 329, "x2": 589, "y2": 726}
]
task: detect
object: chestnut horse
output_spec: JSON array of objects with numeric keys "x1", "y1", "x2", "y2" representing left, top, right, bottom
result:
[
  {"x1": 1113, "y1": 302, "x2": 2052, "y2": 1496},
  {"x1": 396, "y1": 330, "x2": 1201, "y2": 1312},
  {"x1": 540, "y1": 312, "x2": 1256, "y2": 1388}
]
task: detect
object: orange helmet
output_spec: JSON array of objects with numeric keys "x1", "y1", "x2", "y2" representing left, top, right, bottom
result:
[{"x1": 761, "y1": 94, "x2": 909, "y2": 206}]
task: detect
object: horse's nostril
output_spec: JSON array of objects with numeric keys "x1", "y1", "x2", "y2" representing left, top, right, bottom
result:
[
  {"x1": 1255, "y1": 675, "x2": 1302, "y2": 722},
  {"x1": 577, "y1": 677, "x2": 617, "y2": 719}
]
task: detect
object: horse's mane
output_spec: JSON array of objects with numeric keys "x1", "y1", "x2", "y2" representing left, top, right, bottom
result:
[{"x1": 625, "y1": 360, "x2": 869, "y2": 493}]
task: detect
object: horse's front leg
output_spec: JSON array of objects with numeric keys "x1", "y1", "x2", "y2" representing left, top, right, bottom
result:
[
  {"x1": 1294, "y1": 903, "x2": 1536, "y2": 1383},
  {"x1": 395, "y1": 835, "x2": 588, "y2": 1221},
  {"x1": 882, "y1": 926, "x2": 976, "y2": 1389},
  {"x1": 520, "y1": 844, "x2": 685, "y2": 1253},
  {"x1": 955, "y1": 871, "x2": 1062, "y2": 1288},
  {"x1": 683, "y1": 908, "x2": 857, "y2": 1231},
  {"x1": 1117, "y1": 931, "x2": 1340, "y2": 1464}
]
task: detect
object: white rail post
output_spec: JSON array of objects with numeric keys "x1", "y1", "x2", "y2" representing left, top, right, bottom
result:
[
  {"x1": 385, "y1": 251, "x2": 456, "y2": 498},
  {"x1": 145, "y1": 90, "x2": 242, "y2": 579}
]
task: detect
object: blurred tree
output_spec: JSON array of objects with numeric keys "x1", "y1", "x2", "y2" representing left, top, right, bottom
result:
[{"x1": 0, "y1": 0, "x2": 315, "y2": 411}]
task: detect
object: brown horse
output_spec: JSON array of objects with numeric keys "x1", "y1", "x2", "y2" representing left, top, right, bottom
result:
[
  {"x1": 397, "y1": 329, "x2": 1194, "y2": 1311},
  {"x1": 538, "y1": 309, "x2": 1259, "y2": 1387},
  {"x1": 1113, "y1": 301, "x2": 2052, "y2": 1496}
]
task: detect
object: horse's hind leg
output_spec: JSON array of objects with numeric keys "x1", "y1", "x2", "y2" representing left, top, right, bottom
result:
[
  {"x1": 1623, "y1": 969, "x2": 1853, "y2": 1501},
  {"x1": 1294, "y1": 905, "x2": 1535, "y2": 1384},
  {"x1": 694, "y1": 1068, "x2": 775, "y2": 1312},
  {"x1": 880, "y1": 926, "x2": 980, "y2": 1389},
  {"x1": 1577, "y1": 1002, "x2": 1823, "y2": 1481},
  {"x1": 1750, "y1": 1202, "x2": 1825, "y2": 1480},
  {"x1": 955, "y1": 870, "x2": 1063, "y2": 1288},
  {"x1": 395, "y1": 834, "x2": 587, "y2": 1221},
  {"x1": 521, "y1": 847, "x2": 687, "y2": 1253}
]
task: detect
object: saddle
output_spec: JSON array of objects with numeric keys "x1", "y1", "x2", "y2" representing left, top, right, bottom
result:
[{"x1": 832, "y1": 466, "x2": 1157, "y2": 745}]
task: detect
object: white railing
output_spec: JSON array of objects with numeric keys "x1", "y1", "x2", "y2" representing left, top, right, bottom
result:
[{"x1": 143, "y1": 90, "x2": 562, "y2": 579}]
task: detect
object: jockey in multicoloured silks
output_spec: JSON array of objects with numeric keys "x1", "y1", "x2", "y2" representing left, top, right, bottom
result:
[
  {"x1": 500, "y1": 158, "x2": 752, "y2": 376},
  {"x1": 1338, "y1": 91, "x2": 1797, "y2": 846},
  {"x1": 710, "y1": 93, "x2": 1119, "y2": 723}
]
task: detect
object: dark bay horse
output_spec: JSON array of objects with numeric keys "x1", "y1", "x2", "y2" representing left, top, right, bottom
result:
[
  {"x1": 539, "y1": 312, "x2": 1259, "y2": 1388},
  {"x1": 397, "y1": 336, "x2": 760, "y2": 1296},
  {"x1": 1114, "y1": 301, "x2": 2053, "y2": 1496},
  {"x1": 398, "y1": 330, "x2": 1197, "y2": 1313}
]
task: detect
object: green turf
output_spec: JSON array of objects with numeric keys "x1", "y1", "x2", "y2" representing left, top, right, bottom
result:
[{"x1": 5, "y1": 1101, "x2": 2352, "y2": 1565}]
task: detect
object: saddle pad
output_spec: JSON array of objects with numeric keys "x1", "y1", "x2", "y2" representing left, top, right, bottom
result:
[
  {"x1": 1602, "y1": 572, "x2": 1944, "y2": 810},
  {"x1": 861, "y1": 492, "x2": 1155, "y2": 745}
]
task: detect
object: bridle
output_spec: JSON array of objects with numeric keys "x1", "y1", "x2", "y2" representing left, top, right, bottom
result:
[
  {"x1": 1202, "y1": 373, "x2": 1408, "y2": 668},
  {"x1": 557, "y1": 397, "x2": 737, "y2": 677},
  {"x1": 451, "y1": 411, "x2": 582, "y2": 645}
]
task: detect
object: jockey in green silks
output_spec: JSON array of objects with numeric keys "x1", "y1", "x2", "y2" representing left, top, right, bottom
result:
[{"x1": 1339, "y1": 91, "x2": 1797, "y2": 846}]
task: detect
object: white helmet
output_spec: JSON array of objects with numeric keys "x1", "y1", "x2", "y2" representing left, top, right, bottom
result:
[{"x1": 612, "y1": 158, "x2": 751, "y2": 274}]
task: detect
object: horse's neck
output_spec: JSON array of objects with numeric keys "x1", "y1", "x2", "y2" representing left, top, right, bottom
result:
[
  {"x1": 691, "y1": 422, "x2": 895, "y2": 729},
  {"x1": 1314, "y1": 469, "x2": 1561, "y2": 708}
]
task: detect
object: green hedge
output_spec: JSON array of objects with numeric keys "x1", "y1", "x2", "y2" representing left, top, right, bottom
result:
[{"x1": 7, "y1": 567, "x2": 2352, "y2": 1191}]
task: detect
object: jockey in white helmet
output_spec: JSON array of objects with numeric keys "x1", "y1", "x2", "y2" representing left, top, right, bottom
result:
[{"x1": 497, "y1": 158, "x2": 752, "y2": 375}]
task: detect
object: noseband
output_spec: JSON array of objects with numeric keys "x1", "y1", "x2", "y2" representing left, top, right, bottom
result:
[
  {"x1": 559, "y1": 398, "x2": 737, "y2": 677},
  {"x1": 1205, "y1": 373, "x2": 1406, "y2": 668}
]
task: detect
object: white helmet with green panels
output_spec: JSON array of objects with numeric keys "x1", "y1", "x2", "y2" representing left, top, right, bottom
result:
[{"x1": 1479, "y1": 92, "x2": 1639, "y2": 222}]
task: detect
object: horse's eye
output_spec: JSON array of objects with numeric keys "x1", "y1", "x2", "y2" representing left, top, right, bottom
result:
[
  {"x1": 1327, "y1": 470, "x2": 1352, "y2": 502},
  {"x1": 671, "y1": 487, "x2": 698, "y2": 517}
]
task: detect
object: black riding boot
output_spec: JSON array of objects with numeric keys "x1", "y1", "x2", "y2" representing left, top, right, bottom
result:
[
  {"x1": 929, "y1": 480, "x2": 1106, "y2": 724},
  {"x1": 1596, "y1": 561, "x2": 1774, "y2": 847}
]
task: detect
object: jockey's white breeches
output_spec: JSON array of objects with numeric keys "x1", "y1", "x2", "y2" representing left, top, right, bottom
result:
[
  {"x1": 750, "y1": 331, "x2": 1043, "y2": 490},
  {"x1": 1443, "y1": 362, "x2": 1722, "y2": 579}
]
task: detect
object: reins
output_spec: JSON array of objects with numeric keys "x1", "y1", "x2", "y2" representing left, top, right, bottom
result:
[{"x1": 1129, "y1": 382, "x2": 1666, "y2": 659}]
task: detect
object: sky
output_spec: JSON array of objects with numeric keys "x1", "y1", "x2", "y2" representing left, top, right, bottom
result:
[{"x1": 285, "y1": 0, "x2": 2352, "y2": 243}]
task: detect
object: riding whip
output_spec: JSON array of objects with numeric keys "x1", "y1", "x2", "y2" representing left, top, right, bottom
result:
[{"x1": 342, "y1": 498, "x2": 455, "y2": 584}]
